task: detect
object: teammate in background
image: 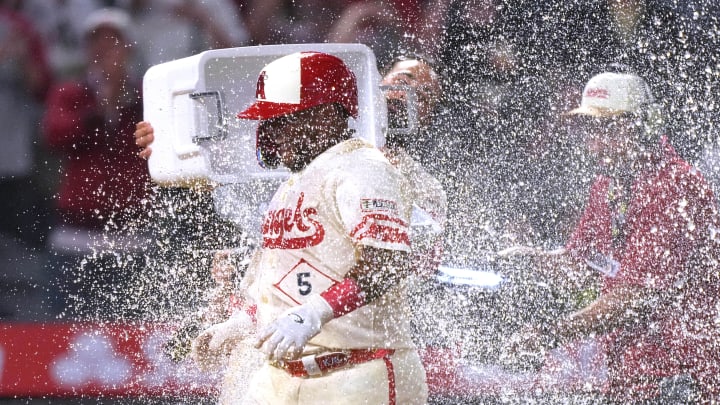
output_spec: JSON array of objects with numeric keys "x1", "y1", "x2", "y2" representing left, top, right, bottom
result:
[
  {"x1": 501, "y1": 71, "x2": 720, "y2": 403},
  {"x1": 381, "y1": 54, "x2": 447, "y2": 277},
  {"x1": 380, "y1": 54, "x2": 464, "y2": 395}
]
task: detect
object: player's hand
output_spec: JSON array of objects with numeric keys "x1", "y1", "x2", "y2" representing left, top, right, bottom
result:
[
  {"x1": 254, "y1": 295, "x2": 333, "y2": 361},
  {"x1": 134, "y1": 121, "x2": 155, "y2": 160},
  {"x1": 190, "y1": 310, "x2": 254, "y2": 371},
  {"x1": 498, "y1": 325, "x2": 551, "y2": 371}
]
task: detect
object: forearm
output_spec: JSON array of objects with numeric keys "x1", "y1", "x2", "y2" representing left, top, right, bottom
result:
[
  {"x1": 524, "y1": 248, "x2": 600, "y2": 295},
  {"x1": 343, "y1": 246, "x2": 410, "y2": 303},
  {"x1": 255, "y1": 246, "x2": 410, "y2": 360},
  {"x1": 317, "y1": 246, "x2": 409, "y2": 319}
]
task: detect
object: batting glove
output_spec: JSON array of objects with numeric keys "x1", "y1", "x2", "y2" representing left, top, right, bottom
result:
[
  {"x1": 191, "y1": 310, "x2": 254, "y2": 371},
  {"x1": 254, "y1": 294, "x2": 334, "y2": 361}
]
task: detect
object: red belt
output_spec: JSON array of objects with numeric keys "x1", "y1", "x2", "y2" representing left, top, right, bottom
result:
[{"x1": 271, "y1": 348, "x2": 395, "y2": 378}]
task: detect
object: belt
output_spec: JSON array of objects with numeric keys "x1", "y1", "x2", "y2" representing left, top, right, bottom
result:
[{"x1": 271, "y1": 348, "x2": 395, "y2": 378}]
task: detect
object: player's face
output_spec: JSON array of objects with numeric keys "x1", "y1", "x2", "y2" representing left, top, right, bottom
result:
[
  {"x1": 382, "y1": 59, "x2": 441, "y2": 149},
  {"x1": 382, "y1": 59, "x2": 440, "y2": 128},
  {"x1": 258, "y1": 104, "x2": 345, "y2": 172},
  {"x1": 578, "y1": 114, "x2": 644, "y2": 174},
  {"x1": 85, "y1": 26, "x2": 130, "y2": 79}
]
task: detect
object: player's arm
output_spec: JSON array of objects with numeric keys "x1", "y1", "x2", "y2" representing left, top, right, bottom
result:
[
  {"x1": 547, "y1": 282, "x2": 656, "y2": 346},
  {"x1": 190, "y1": 250, "x2": 259, "y2": 369},
  {"x1": 191, "y1": 304, "x2": 257, "y2": 371},
  {"x1": 499, "y1": 282, "x2": 655, "y2": 370},
  {"x1": 323, "y1": 245, "x2": 410, "y2": 315}
]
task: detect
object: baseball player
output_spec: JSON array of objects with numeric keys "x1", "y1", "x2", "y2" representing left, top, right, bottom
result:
[
  {"x1": 378, "y1": 56, "x2": 454, "y2": 361},
  {"x1": 135, "y1": 51, "x2": 441, "y2": 403},
  {"x1": 192, "y1": 51, "x2": 427, "y2": 404},
  {"x1": 501, "y1": 71, "x2": 720, "y2": 403},
  {"x1": 381, "y1": 55, "x2": 447, "y2": 277}
]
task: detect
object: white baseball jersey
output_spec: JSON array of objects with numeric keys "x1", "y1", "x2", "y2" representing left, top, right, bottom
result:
[
  {"x1": 241, "y1": 138, "x2": 416, "y2": 351},
  {"x1": 387, "y1": 148, "x2": 447, "y2": 232}
]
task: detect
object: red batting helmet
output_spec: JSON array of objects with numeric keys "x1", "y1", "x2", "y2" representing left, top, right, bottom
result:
[{"x1": 237, "y1": 51, "x2": 359, "y2": 120}]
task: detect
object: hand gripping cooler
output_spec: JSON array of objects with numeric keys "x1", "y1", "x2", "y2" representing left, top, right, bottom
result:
[{"x1": 142, "y1": 44, "x2": 388, "y2": 231}]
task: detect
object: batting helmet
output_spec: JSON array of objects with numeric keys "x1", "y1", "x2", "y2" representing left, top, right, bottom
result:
[{"x1": 237, "y1": 51, "x2": 359, "y2": 120}]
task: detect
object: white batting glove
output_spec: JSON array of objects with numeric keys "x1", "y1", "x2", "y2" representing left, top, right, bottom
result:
[
  {"x1": 254, "y1": 295, "x2": 334, "y2": 361},
  {"x1": 191, "y1": 310, "x2": 254, "y2": 371}
]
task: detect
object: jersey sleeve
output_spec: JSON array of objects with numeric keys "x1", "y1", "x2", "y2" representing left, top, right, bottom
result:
[{"x1": 333, "y1": 153, "x2": 411, "y2": 252}]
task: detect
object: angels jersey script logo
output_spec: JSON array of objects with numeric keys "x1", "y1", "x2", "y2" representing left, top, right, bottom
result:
[{"x1": 262, "y1": 192, "x2": 325, "y2": 249}]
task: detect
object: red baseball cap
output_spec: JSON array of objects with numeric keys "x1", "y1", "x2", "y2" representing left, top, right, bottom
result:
[{"x1": 237, "y1": 51, "x2": 359, "y2": 120}]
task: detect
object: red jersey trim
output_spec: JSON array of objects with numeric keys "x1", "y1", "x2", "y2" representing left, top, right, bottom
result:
[
  {"x1": 350, "y1": 214, "x2": 410, "y2": 246},
  {"x1": 319, "y1": 278, "x2": 366, "y2": 318}
]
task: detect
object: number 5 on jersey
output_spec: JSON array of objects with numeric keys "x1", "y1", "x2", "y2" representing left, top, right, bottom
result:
[{"x1": 273, "y1": 258, "x2": 338, "y2": 305}]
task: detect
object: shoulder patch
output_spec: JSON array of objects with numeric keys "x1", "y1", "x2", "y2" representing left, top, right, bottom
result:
[{"x1": 360, "y1": 198, "x2": 398, "y2": 214}]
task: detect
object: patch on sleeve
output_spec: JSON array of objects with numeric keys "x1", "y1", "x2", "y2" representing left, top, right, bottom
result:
[{"x1": 360, "y1": 198, "x2": 398, "y2": 214}]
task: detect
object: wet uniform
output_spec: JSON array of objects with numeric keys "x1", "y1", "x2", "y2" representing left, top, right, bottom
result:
[
  {"x1": 386, "y1": 148, "x2": 447, "y2": 276},
  {"x1": 240, "y1": 138, "x2": 428, "y2": 405}
]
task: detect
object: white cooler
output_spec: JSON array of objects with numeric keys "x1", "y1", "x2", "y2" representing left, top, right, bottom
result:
[{"x1": 142, "y1": 43, "x2": 388, "y2": 231}]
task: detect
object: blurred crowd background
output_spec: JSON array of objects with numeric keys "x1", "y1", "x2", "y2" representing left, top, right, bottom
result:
[{"x1": 1, "y1": 0, "x2": 719, "y2": 322}]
